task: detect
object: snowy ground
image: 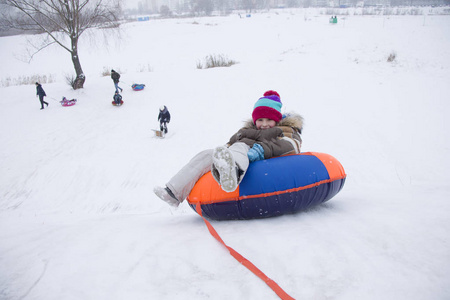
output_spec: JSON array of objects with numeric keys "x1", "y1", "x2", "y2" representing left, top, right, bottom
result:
[{"x1": 1, "y1": 9, "x2": 450, "y2": 300}]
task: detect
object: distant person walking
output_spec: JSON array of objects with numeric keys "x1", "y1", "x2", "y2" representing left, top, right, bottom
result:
[
  {"x1": 35, "y1": 82, "x2": 48, "y2": 110},
  {"x1": 158, "y1": 105, "x2": 171, "y2": 134},
  {"x1": 111, "y1": 69, "x2": 123, "y2": 93}
]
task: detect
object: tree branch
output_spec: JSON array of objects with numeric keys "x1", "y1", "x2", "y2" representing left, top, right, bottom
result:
[{"x1": 27, "y1": 40, "x2": 58, "y2": 63}]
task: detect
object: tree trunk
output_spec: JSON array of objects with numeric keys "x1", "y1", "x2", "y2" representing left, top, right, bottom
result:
[{"x1": 71, "y1": 36, "x2": 85, "y2": 90}]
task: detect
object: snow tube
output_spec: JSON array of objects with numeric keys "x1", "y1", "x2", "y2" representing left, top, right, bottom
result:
[
  {"x1": 187, "y1": 152, "x2": 346, "y2": 220},
  {"x1": 60, "y1": 98, "x2": 77, "y2": 107},
  {"x1": 112, "y1": 100, "x2": 124, "y2": 106},
  {"x1": 132, "y1": 84, "x2": 145, "y2": 91}
]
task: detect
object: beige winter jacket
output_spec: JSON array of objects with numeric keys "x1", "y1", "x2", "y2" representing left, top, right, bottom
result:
[{"x1": 227, "y1": 113, "x2": 303, "y2": 159}]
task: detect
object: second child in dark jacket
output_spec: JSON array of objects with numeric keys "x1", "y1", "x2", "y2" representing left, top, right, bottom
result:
[
  {"x1": 158, "y1": 105, "x2": 171, "y2": 134},
  {"x1": 113, "y1": 91, "x2": 122, "y2": 105}
]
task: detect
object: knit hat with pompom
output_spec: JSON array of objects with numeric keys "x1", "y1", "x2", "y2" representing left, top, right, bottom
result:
[{"x1": 252, "y1": 90, "x2": 282, "y2": 124}]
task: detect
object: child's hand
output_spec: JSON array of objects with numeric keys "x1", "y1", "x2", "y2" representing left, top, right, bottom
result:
[{"x1": 247, "y1": 144, "x2": 264, "y2": 162}]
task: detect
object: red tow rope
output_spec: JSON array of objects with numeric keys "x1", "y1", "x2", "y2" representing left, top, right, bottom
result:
[{"x1": 195, "y1": 203, "x2": 295, "y2": 300}]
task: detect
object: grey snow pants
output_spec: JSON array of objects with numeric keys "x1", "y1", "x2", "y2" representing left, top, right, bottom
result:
[{"x1": 166, "y1": 142, "x2": 250, "y2": 202}]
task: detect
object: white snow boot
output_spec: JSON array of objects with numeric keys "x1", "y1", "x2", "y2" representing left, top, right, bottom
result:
[
  {"x1": 212, "y1": 146, "x2": 240, "y2": 193},
  {"x1": 154, "y1": 186, "x2": 180, "y2": 207}
]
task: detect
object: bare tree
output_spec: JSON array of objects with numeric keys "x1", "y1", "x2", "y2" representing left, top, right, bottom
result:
[
  {"x1": 191, "y1": 0, "x2": 214, "y2": 15},
  {"x1": 0, "y1": 0, "x2": 122, "y2": 89}
]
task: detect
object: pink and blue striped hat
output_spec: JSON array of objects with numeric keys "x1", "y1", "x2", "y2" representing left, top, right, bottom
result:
[{"x1": 252, "y1": 90, "x2": 282, "y2": 124}]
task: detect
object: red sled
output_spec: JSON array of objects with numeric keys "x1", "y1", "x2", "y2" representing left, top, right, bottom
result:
[
  {"x1": 112, "y1": 100, "x2": 124, "y2": 106},
  {"x1": 60, "y1": 97, "x2": 77, "y2": 107}
]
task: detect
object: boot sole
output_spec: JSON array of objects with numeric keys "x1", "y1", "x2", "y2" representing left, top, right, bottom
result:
[{"x1": 212, "y1": 147, "x2": 238, "y2": 192}]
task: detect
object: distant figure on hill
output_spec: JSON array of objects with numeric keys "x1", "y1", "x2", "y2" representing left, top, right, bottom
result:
[
  {"x1": 35, "y1": 82, "x2": 48, "y2": 110},
  {"x1": 113, "y1": 91, "x2": 122, "y2": 105},
  {"x1": 158, "y1": 105, "x2": 171, "y2": 134},
  {"x1": 111, "y1": 69, "x2": 123, "y2": 93}
]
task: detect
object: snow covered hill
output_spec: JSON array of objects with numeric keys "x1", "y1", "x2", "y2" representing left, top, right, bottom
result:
[{"x1": 1, "y1": 10, "x2": 449, "y2": 300}]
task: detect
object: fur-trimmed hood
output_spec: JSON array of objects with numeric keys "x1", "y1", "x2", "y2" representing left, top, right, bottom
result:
[{"x1": 241, "y1": 112, "x2": 304, "y2": 133}]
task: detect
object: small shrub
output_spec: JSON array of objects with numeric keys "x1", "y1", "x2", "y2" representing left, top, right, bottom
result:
[
  {"x1": 0, "y1": 74, "x2": 55, "y2": 87},
  {"x1": 197, "y1": 54, "x2": 237, "y2": 69},
  {"x1": 65, "y1": 73, "x2": 76, "y2": 87},
  {"x1": 387, "y1": 52, "x2": 396, "y2": 63},
  {"x1": 102, "y1": 67, "x2": 111, "y2": 77},
  {"x1": 137, "y1": 64, "x2": 153, "y2": 72}
]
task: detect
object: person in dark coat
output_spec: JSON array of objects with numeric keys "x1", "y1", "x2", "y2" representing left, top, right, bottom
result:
[
  {"x1": 35, "y1": 82, "x2": 48, "y2": 110},
  {"x1": 110, "y1": 69, "x2": 123, "y2": 93},
  {"x1": 113, "y1": 91, "x2": 122, "y2": 105},
  {"x1": 158, "y1": 105, "x2": 171, "y2": 134}
]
